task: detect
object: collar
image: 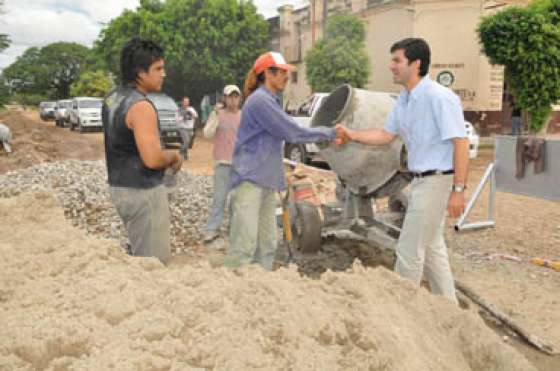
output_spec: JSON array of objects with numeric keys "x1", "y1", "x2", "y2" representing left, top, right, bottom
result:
[
  {"x1": 259, "y1": 85, "x2": 281, "y2": 103},
  {"x1": 407, "y1": 75, "x2": 431, "y2": 102}
]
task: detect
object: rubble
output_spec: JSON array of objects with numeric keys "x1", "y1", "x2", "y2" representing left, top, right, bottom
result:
[{"x1": 0, "y1": 160, "x2": 214, "y2": 253}]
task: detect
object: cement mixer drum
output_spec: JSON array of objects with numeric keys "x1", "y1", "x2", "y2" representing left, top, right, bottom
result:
[{"x1": 311, "y1": 84, "x2": 410, "y2": 198}]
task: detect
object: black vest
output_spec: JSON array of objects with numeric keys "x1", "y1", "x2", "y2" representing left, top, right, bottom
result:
[{"x1": 103, "y1": 86, "x2": 164, "y2": 188}]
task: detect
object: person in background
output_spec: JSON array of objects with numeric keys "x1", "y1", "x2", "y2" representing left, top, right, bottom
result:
[
  {"x1": 0, "y1": 122, "x2": 12, "y2": 154},
  {"x1": 510, "y1": 96, "x2": 522, "y2": 136},
  {"x1": 103, "y1": 37, "x2": 183, "y2": 264},
  {"x1": 202, "y1": 84, "x2": 242, "y2": 243},
  {"x1": 180, "y1": 96, "x2": 198, "y2": 130},
  {"x1": 225, "y1": 52, "x2": 344, "y2": 271}
]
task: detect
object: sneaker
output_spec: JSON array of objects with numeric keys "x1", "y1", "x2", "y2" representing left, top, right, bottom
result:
[{"x1": 203, "y1": 231, "x2": 219, "y2": 244}]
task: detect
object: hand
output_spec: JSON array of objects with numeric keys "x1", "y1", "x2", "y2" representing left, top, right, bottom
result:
[
  {"x1": 169, "y1": 151, "x2": 183, "y2": 173},
  {"x1": 334, "y1": 124, "x2": 351, "y2": 145},
  {"x1": 447, "y1": 191, "x2": 465, "y2": 219},
  {"x1": 214, "y1": 103, "x2": 224, "y2": 112}
]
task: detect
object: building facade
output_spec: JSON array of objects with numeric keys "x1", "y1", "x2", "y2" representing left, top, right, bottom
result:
[{"x1": 268, "y1": 0, "x2": 560, "y2": 135}]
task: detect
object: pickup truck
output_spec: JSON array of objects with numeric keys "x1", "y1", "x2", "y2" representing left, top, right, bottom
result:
[
  {"x1": 285, "y1": 93, "x2": 329, "y2": 164},
  {"x1": 69, "y1": 97, "x2": 103, "y2": 132},
  {"x1": 147, "y1": 93, "x2": 193, "y2": 155}
]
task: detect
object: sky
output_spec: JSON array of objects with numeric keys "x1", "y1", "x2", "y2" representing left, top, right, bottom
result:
[{"x1": 0, "y1": 0, "x2": 308, "y2": 70}]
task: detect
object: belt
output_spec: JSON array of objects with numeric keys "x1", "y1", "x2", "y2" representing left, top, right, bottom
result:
[{"x1": 411, "y1": 169, "x2": 454, "y2": 178}]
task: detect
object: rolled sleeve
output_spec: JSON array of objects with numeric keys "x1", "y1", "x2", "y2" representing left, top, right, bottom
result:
[
  {"x1": 251, "y1": 93, "x2": 336, "y2": 143},
  {"x1": 433, "y1": 94, "x2": 467, "y2": 140}
]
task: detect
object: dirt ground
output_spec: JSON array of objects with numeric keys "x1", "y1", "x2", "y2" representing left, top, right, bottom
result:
[
  {"x1": 0, "y1": 107, "x2": 105, "y2": 173},
  {"x1": 1, "y1": 108, "x2": 559, "y2": 370}
]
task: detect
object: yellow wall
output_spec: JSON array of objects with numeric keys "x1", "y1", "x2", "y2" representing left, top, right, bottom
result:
[
  {"x1": 363, "y1": 6, "x2": 414, "y2": 93},
  {"x1": 273, "y1": 0, "x2": 526, "y2": 111}
]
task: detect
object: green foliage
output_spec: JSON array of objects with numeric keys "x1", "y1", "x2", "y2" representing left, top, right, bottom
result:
[
  {"x1": 0, "y1": 80, "x2": 10, "y2": 107},
  {"x1": 478, "y1": 0, "x2": 560, "y2": 132},
  {"x1": 305, "y1": 14, "x2": 370, "y2": 92},
  {"x1": 0, "y1": 0, "x2": 9, "y2": 52},
  {"x1": 14, "y1": 93, "x2": 49, "y2": 106},
  {"x1": 324, "y1": 13, "x2": 366, "y2": 44},
  {"x1": 93, "y1": 0, "x2": 269, "y2": 105},
  {"x1": 70, "y1": 70, "x2": 113, "y2": 97},
  {"x1": 3, "y1": 42, "x2": 92, "y2": 100}
]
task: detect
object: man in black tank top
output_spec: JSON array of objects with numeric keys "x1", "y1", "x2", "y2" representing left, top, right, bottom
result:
[{"x1": 103, "y1": 37, "x2": 183, "y2": 264}]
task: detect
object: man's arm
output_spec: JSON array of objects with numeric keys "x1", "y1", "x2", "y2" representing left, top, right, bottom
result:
[
  {"x1": 447, "y1": 137, "x2": 470, "y2": 218},
  {"x1": 126, "y1": 100, "x2": 182, "y2": 171},
  {"x1": 335, "y1": 125, "x2": 397, "y2": 146},
  {"x1": 203, "y1": 109, "x2": 219, "y2": 138}
]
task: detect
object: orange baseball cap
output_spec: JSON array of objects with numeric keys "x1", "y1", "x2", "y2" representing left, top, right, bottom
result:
[{"x1": 253, "y1": 52, "x2": 296, "y2": 74}]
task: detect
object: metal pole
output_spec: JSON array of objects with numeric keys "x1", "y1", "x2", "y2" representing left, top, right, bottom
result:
[{"x1": 455, "y1": 163, "x2": 496, "y2": 231}]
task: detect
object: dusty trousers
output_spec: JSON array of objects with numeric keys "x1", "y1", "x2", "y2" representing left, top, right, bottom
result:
[
  {"x1": 109, "y1": 185, "x2": 171, "y2": 264},
  {"x1": 226, "y1": 181, "x2": 277, "y2": 271},
  {"x1": 394, "y1": 174, "x2": 458, "y2": 303}
]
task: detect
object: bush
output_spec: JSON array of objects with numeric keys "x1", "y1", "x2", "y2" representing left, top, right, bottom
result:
[{"x1": 478, "y1": 0, "x2": 560, "y2": 132}]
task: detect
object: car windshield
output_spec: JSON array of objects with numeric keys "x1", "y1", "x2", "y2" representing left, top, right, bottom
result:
[
  {"x1": 44, "y1": 102, "x2": 56, "y2": 108},
  {"x1": 59, "y1": 102, "x2": 71, "y2": 108},
  {"x1": 79, "y1": 100, "x2": 102, "y2": 109}
]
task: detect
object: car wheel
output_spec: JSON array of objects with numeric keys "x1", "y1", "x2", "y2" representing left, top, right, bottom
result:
[
  {"x1": 285, "y1": 143, "x2": 308, "y2": 164},
  {"x1": 78, "y1": 120, "x2": 84, "y2": 133}
]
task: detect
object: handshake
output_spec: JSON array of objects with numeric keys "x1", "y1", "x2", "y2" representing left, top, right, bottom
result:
[{"x1": 333, "y1": 124, "x2": 352, "y2": 146}]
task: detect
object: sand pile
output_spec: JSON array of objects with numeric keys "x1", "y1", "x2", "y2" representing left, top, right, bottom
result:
[{"x1": 0, "y1": 193, "x2": 536, "y2": 371}]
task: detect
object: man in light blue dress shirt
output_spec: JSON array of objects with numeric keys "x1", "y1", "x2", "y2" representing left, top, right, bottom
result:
[{"x1": 336, "y1": 38, "x2": 470, "y2": 303}]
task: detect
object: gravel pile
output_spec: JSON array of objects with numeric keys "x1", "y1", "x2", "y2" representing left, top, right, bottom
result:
[{"x1": 0, "y1": 160, "x2": 215, "y2": 254}]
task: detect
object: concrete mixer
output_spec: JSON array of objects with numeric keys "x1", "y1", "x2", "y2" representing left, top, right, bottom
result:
[
  {"x1": 285, "y1": 84, "x2": 412, "y2": 254},
  {"x1": 312, "y1": 84, "x2": 410, "y2": 198}
]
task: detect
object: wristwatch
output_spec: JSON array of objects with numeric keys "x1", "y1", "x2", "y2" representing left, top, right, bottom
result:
[{"x1": 452, "y1": 183, "x2": 466, "y2": 193}]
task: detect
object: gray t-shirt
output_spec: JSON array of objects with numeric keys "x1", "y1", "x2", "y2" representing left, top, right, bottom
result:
[{"x1": 0, "y1": 123, "x2": 12, "y2": 153}]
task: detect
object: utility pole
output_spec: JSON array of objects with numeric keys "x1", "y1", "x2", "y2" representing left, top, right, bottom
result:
[
  {"x1": 311, "y1": 0, "x2": 316, "y2": 45},
  {"x1": 323, "y1": 0, "x2": 328, "y2": 31}
]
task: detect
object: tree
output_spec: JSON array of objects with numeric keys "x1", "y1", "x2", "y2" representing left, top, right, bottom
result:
[
  {"x1": 478, "y1": 0, "x2": 560, "y2": 132},
  {"x1": 70, "y1": 70, "x2": 113, "y2": 97},
  {"x1": 305, "y1": 14, "x2": 370, "y2": 92},
  {"x1": 0, "y1": 79, "x2": 10, "y2": 107},
  {"x1": 2, "y1": 42, "x2": 92, "y2": 101},
  {"x1": 93, "y1": 0, "x2": 269, "y2": 106},
  {"x1": 0, "y1": 0, "x2": 10, "y2": 52}
]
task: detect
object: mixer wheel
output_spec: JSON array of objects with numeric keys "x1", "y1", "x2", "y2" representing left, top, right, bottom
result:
[{"x1": 292, "y1": 201, "x2": 322, "y2": 253}]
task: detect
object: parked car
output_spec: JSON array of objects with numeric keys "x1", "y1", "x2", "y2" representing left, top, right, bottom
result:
[
  {"x1": 465, "y1": 121, "x2": 479, "y2": 159},
  {"x1": 39, "y1": 101, "x2": 57, "y2": 121},
  {"x1": 54, "y1": 99, "x2": 72, "y2": 127},
  {"x1": 68, "y1": 97, "x2": 103, "y2": 132},
  {"x1": 147, "y1": 93, "x2": 193, "y2": 154},
  {"x1": 285, "y1": 93, "x2": 329, "y2": 164}
]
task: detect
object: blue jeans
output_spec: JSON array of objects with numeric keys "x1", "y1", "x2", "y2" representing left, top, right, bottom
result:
[
  {"x1": 204, "y1": 164, "x2": 232, "y2": 233},
  {"x1": 226, "y1": 181, "x2": 277, "y2": 271}
]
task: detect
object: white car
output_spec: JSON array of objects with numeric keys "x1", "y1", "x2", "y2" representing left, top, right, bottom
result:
[
  {"x1": 285, "y1": 93, "x2": 329, "y2": 164},
  {"x1": 69, "y1": 97, "x2": 103, "y2": 132},
  {"x1": 54, "y1": 99, "x2": 72, "y2": 127},
  {"x1": 465, "y1": 121, "x2": 479, "y2": 159}
]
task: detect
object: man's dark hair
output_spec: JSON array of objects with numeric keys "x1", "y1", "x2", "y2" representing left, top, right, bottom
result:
[
  {"x1": 390, "y1": 38, "x2": 431, "y2": 77},
  {"x1": 120, "y1": 37, "x2": 164, "y2": 85}
]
